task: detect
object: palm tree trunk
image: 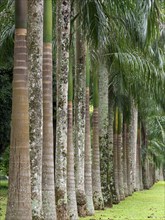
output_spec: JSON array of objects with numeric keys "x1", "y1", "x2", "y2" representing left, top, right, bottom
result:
[
  {"x1": 42, "y1": 1, "x2": 56, "y2": 219},
  {"x1": 74, "y1": 3, "x2": 86, "y2": 215},
  {"x1": 67, "y1": 51, "x2": 78, "y2": 220},
  {"x1": 55, "y1": 0, "x2": 70, "y2": 219},
  {"x1": 27, "y1": 0, "x2": 43, "y2": 218},
  {"x1": 84, "y1": 49, "x2": 94, "y2": 215},
  {"x1": 130, "y1": 100, "x2": 138, "y2": 191},
  {"x1": 123, "y1": 122, "x2": 128, "y2": 197},
  {"x1": 107, "y1": 90, "x2": 114, "y2": 207},
  {"x1": 126, "y1": 124, "x2": 133, "y2": 195},
  {"x1": 117, "y1": 110, "x2": 125, "y2": 200},
  {"x1": 6, "y1": 1, "x2": 32, "y2": 219},
  {"x1": 136, "y1": 120, "x2": 141, "y2": 191},
  {"x1": 92, "y1": 69, "x2": 104, "y2": 210},
  {"x1": 99, "y1": 64, "x2": 111, "y2": 206},
  {"x1": 113, "y1": 107, "x2": 120, "y2": 204}
]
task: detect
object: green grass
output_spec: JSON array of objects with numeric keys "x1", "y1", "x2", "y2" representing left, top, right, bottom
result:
[
  {"x1": 80, "y1": 181, "x2": 165, "y2": 220},
  {"x1": 0, "y1": 181, "x2": 164, "y2": 219},
  {"x1": 0, "y1": 180, "x2": 8, "y2": 219}
]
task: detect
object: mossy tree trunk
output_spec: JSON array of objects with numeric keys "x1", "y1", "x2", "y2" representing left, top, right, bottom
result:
[
  {"x1": 6, "y1": 0, "x2": 32, "y2": 219},
  {"x1": 74, "y1": 3, "x2": 87, "y2": 216},
  {"x1": 107, "y1": 90, "x2": 114, "y2": 207},
  {"x1": 99, "y1": 64, "x2": 111, "y2": 206},
  {"x1": 27, "y1": 0, "x2": 43, "y2": 218},
  {"x1": 55, "y1": 0, "x2": 70, "y2": 219},
  {"x1": 92, "y1": 68, "x2": 104, "y2": 210},
  {"x1": 67, "y1": 51, "x2": 78, "y2": 220},
  {"x1": 113, "y1": 107, "x2": 120, "y2": 204},
  {"x1": 42, "y1": 0, "x2": 56, "y2": 219},
  {"x1": 84, "y1": 49, "x2": 94, "y2": 216}
]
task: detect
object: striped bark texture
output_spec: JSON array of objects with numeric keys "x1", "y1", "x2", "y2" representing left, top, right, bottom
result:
[
  {"x1": 6, "y1": 31, "x2": 32, "y2": 220},
  {"x1": 92, "y1": 108, "x2": 104, "y2": 210},
  {"x1": 67, "y1": 102, "x2": 78, "y2": 220},
  {"x1": 27, "y1": 0, "x2": 43, "y2": 218},
  {"x1": 84, "y1": 88, "x2": 94, "y2": 215},
  {"x1": 74, "y1": 20, "x2": 86, "y2": 216},
  {"x1": 42, "y1": 44, "x2": 56, "y2": 219},
  {"x1": 55, "y1": 1, "x2": 70, "y2": 219}
]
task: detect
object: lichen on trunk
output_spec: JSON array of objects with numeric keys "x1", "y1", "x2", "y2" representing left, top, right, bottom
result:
[
  {"x1": 27, "y1": 0, "x2": 43, "y2": 218},
  {"x1": 55, "y1": 0, "x2": 71, "y2": 219}
]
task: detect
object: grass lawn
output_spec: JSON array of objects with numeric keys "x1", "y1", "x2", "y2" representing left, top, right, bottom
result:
[
  {"x1": 80, "y1": 181, "x2": 165, "y2": 220},
  {"x1": 0, "y1": 181, "x2": 164, "y2": 219},
  {"x1": 0, "y1": 180, "x2": 8, "y2": 219}
]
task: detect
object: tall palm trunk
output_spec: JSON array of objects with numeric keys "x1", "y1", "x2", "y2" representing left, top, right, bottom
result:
[
  {"x1": 67, "y1": 52, "x2": 78, "y2": 220},
  {"x1": 6, "y1": 1, "x2": 32, "y2": 219},
  {"x1": 107, "y1": 90, "x2": 114, "y2": 207},
  {"x1": 130, "y1": 100, "x2": 138, "y2": 191},
  {"x1": 136, "y1": 120, "x2": 142, "y2": 191},
  {"x1": 55, "y1": 0, "x2": 70, "y2": 219},
  {"x1": 127, "y1": 123, "x2": 133, "y2": 195},
  {"x1": 92, "y1": 68, "x2": 104, "y2": 210},
  {"x1": 42, "y1": 0, "x2": 56, "y2": 219},
  {"x1": 99, "y1": 64, "x2": 110, "y2": 206},
  {"x1": 74, "y1": 3, "x2": 86, "y2": 215},
  {"x1": 117, "y1": 110, "x2": 125, "y2": 200},
  {"x1": 84, "y1": 49, "x2": 94, "y2": 215},
  {"x1": 123, "y1": 121, "x2": 128, "y2": 197},
  {"x1": 27, "y1": 0, "x2": 43, "y2": 218},
  {"x1": 113, "y1": 107, "x2": 120, "y2": 204}
]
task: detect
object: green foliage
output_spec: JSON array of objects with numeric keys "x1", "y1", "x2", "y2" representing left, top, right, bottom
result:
[
  {"x1": 0, "y1": 69, "x2": 12, "y2": 156},
  {"x1": 0, "y1": 146, "x2": 9, "y2": 176},
  {"x1": 0, "y1": 0, "x2": 14, "y2": 68},
  {"x1": 80, "y1": 181, "x2": 165, "y2": 220}
]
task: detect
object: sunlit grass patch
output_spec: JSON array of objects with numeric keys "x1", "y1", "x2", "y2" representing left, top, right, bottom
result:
[
  {"x1": 80, "y1": 181, "x2": 165, "y2": 220},
  {"x1": 0, "y1": 180, "x2": 8, "y2": 219}
]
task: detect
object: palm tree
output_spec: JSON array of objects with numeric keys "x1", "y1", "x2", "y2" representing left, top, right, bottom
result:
[
  {"x1": 6, "y1": 0, "x2": 32, "y2": 219},
  {"x1": 117, "y1": 109, "x2": 125, "y2": 200},
  {"x1": 92, "y1": 66, "x2": 104, "y2": 210},
  {"x1": 42, "y1": 0, "x2": 56, "y2": 218},
  {"x1": 27, "y1": 0, "x2": 43, "y2": 218},
  {"x1": 67, "y1": 50, "x2": 78, "y2": 220},
  {"x1": 123, "y1": 119, "x2": 128, "y2": 196},
  {"x1": 99, "y1": 63, "x2": 110, "y2": 206},
  {"x1": 55, "y1": 0, "x2": 70, "y2": 219},
  {"x1": 74, "y1": 3, "x2": 87, "y2": 216},
  {"x1": 113, "y1": 106, "x2": 120, "y2": 203},
  {"x1": 84, "y1": 47, "x2": 95, "y2": 216},
  {"x1": 130, "y1": 100, "x2": 138, "y2": 191}
]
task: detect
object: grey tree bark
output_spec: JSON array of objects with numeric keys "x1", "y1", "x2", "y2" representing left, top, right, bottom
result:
[
  {"x1": 27, "y1": 1, "x2": 43, "y2": 218},
  {"x1": 117, "y1": 112, "x2": 125, "y2": 200},
  {"x1": 55, "y1": 1, "x2": 70, "y2": 219},
  {"x1": 130, "y1": 101, "x2": 138, "y2": 191},
  {"x1": 99, "y1": 64, "x2": 111, "y2": 206},
  {"x1": 107, "y1": 92, "x2": 114, "y2": 207},
  {"x1": 74, "y1": 11, "x2": 87, "y2": 216},
  {"x1": 123, "y1": 122, "x2": 128, "y2": 197}
]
